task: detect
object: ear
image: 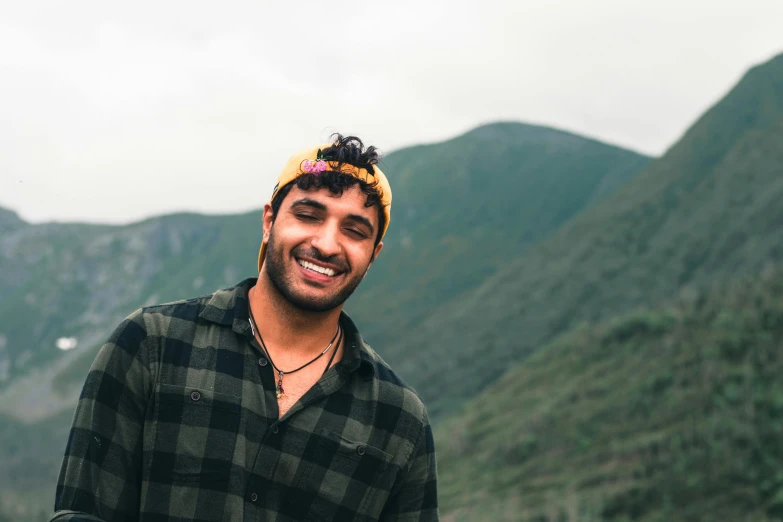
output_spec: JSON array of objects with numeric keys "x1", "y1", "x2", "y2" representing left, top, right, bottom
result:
[
  {"x1": 364, "y1": 243, "x2": 383, "y2": 279},
  {"x1": 369, "y1": 241, "x2": 384, "y2": 267},
  {"x1": 262, "y1": 203, "x2": 274, "y2": 244}
]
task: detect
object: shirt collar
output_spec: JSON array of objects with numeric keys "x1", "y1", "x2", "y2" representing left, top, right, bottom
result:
[
  {"x1": 199, "y1": 278, "x2": 377, "y2": 379},
  {"x1": 337, "y1": 311, "x2": 377, "y2": 380}
]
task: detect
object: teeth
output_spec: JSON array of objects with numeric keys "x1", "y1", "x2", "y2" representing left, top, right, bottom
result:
[{"x1": 297, "y1": 259, "x2": 336, "y2": 277}]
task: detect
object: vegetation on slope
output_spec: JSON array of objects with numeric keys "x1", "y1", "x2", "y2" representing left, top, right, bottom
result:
[
  {"x1": 437, "y1": 266, "x2": 783, "y2": 522},
  {"x1": 0, "y1": 122, "x2": 648, "y2": 398},
  {"x1": 0, "y1": 122, "x2": 650, "y2": 517},
  {"x1": 354, "y1": 122, "x2": 650, "y2": 339},
  {"x1": 0, "y1": 411, "x2": 71, "y2": 520},
  {"x1": 0, "y1": 212, "x2": 262, "y2": 399}
]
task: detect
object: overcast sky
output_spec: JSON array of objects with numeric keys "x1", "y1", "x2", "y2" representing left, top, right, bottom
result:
[{"x1": 1, "y1": 0, "x2": 782, "y2": 224}]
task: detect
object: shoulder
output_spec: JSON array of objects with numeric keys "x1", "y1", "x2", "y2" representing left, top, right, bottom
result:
[
  {"x1": 134, "y1": 278, "x2": 253, "y2": 336},
  {"x1": 136, "y1": 293, "x2": 213, "y2": 334},
  {"x1": 99, "y1": 294, "x2": 213, "y2": 365},
  {"x1": 360, "y1": 340, "x2": 430, "y2": 427}
]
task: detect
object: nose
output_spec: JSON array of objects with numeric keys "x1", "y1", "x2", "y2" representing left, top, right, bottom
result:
[{"x1": 309, "y1": 220, "x2": 342, "y2": 258}]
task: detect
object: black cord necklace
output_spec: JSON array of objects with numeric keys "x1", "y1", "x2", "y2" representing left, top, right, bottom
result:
[
  {"x1": 322, "y1": 327, "x2": 342, "y2": 378},
  {"x1": 248, "y1": 305, "x2": 341, "y2": 399}
]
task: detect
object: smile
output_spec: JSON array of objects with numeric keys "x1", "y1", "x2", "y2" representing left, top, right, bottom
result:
[{"x1": 296, "y1": 258, "x2": 340, "y2": 277}]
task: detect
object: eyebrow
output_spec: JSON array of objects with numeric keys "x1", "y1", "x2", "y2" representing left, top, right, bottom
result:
[
  {"x1": 290, "y1": 198, "x2": 376, "y2": 236},
  {"x1": 290, "y1": 198, "x2": 327, "y2": 212}
]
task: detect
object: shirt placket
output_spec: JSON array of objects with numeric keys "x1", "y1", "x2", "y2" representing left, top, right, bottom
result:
[{"x1": 240, "y1": 323, "x2": 350, "y2": 519}]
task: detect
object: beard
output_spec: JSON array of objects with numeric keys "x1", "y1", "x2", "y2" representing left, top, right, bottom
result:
[{"x1": 263, "y1": 227, "x2": 368, "y2": 313}]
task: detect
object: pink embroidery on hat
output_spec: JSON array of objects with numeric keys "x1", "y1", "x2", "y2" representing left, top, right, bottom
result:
[{"x1": 301, "y1": 159, "x2": 328, "y2": 174}]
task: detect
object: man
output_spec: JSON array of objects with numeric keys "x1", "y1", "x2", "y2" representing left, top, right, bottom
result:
[{"x1": 50, "y1": 135, "x2": 439, "y2": 521}]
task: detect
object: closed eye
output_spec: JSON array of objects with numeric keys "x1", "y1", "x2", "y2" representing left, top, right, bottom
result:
[{"x1": 347, "y1": 228, "x2": 368, "y2": 238}]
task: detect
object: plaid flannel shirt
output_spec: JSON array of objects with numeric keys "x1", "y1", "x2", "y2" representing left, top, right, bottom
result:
[{"x1": 50, "y1": 278, "x2": 438, "y2": 521}]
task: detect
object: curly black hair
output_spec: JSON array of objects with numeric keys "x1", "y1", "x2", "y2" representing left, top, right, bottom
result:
[{"x1": 270, "y1": 134, "x2": 386, "y2": 246}]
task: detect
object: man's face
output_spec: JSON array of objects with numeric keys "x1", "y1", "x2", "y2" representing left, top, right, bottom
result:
[{"x1": 261, "y1": 185, "x2": 384, "y2": 313}]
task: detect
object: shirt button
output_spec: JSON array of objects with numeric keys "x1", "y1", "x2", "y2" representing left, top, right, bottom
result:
[
  {"x1": 357, "y1": 445, "x2": 366, "y2": 456},
  {"x1": 258, "y1": 357, "x2": 268, "y2": 367},
  {"x1": 250, "y1": 492, "x2": 258, "y2": 502},
  {"x1": 190, "y1": 391, "x2": 201, "y2": 401},
  {"x1": 271, "y1": 425, "x2": 279, "y2": 434}
]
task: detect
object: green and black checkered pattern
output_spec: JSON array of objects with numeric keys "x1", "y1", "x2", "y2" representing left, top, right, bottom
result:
[{"x1": 50, "y1": 278, "x2": 438, "y2": 522}]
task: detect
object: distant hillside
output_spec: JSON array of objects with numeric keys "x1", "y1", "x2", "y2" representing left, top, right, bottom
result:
[
  {"x1": 1, "y1": 48, "x2": 781, "y2": 521},
  {"x1": 355, "y1": 122, "x2": 651, "y2": 341},
  {"x1": 0, "y1": 207, "x2": 25, "y2": 234},
  {"x1": 0, "y1": 410, "x2": 70, "y2": 521},
  {"x1": 436, "y1": 266, "x2": 783, "y2": 522},
  {"x1": 386, "y1": 52, "x2": 783, "y2": 419},
  {"x1": 0, "y1": 212, "x2": 263, "y2": 411},
  {"x1": 0, "y1": 122, "x2": 649, "y2": 421},
  {"x1": 0, "y1": 124, "x2": 650, "y2": 519}
]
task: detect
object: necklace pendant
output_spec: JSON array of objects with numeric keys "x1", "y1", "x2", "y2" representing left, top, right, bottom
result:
[{"x1": 276, "y1": 371, "x2": 285, "y2": 399}]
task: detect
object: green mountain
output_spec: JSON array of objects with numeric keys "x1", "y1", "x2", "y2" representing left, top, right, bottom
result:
[
  {"x1": 0, "y1": 212, "x2": 263, "y2": 410},
  {"x1": 0, "y1": 122, "x2": 648, "y2": 415},
  {"x1": 3, "y1": 47, "x2": 780, "y2": 522},
  {"x1": 385, "y1": 52, "x2": 783, "y2": 419},
  {"x1": 0, "y1": 207, "x2": 25, "y2": 233},
  {"x1": 358, "y1": 122, "x2": 651, "y2": 339},
  {"x1": 0, "y1": 124, "x2": 649, "y2": 519},
  {"x1": 0, "y1": 411, "x2": 71, "y2": 521},
  {"x1": 436, "y1": 266, "x2": 783, "y2": 522}
]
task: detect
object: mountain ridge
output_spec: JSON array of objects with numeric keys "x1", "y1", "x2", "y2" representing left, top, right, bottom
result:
[
  {"x1": 353, "y1": 120, "x2": 651, "y2": 341},
  {"x1": 0, "y1": 121, "x2": 651, "y2": 422},
  {"x1": 1, "y1": 50, "x2": 782, "y2": 520},
  {"x1": 383, "y1": 51, "x2": 783, "y2": 419}
]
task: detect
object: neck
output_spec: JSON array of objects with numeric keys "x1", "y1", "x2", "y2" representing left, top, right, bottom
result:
[{"x1": 249, "y1": 272, "x2": 343, "y2": 356}]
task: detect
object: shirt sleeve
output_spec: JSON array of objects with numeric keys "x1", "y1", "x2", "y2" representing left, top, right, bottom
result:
[
  {"x1": 380, "y1": 408, "x2": 440, "y2": 522},
  {"x1": 51, "y1": 309, "x2": 153, "y2": 522}
]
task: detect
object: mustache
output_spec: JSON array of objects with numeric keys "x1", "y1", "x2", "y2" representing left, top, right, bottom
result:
[{"x1": 292, "y1": 246, "x2": 351, "y2": 273}]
